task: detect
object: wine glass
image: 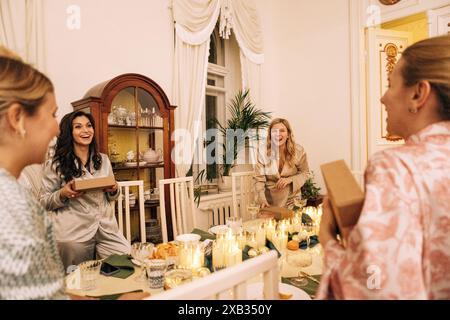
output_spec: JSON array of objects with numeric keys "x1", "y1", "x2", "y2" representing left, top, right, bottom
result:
[
  {"x1": 131, "y1": 242, "x2": 154, "y2": 283},
  {"x1": 226, "y1": 216, "x2": 242, "y2": 234},
  {"x1": 302, "y1": 222, "x2": 314, "y2": 251},
  {"x1": 294, "y1": 195, "x2": 307, "y2": 211},
  {"x1": 285, "y1": 249, "x2": 313, "y2": 287}
]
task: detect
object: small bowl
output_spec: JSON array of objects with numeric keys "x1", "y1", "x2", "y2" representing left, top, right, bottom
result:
[{"x1": 175, "y1": 233, "x2": 201, "y2": 244}]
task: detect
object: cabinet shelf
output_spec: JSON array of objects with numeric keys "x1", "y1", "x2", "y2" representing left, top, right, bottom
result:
[
  {"x1": 108, "y1": 124, "x2": 164, "y2": 130},
  {"x1": 113, "y1": 164, "x2": 165, "y2": 170}
]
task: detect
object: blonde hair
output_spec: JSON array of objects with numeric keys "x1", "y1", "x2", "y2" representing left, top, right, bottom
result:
[
  {"x1": 0, "y1": 46, "x2": 53, "y2": 116},
  {"x1": 401, "y1": 35, "x2": 450, "y2": 120},
  {"x1": 266, "y1": 118, "x2": 297, "y2": 167},
  {"x1": 0, "y1": 45, "x2": 23, "y2": 61}
]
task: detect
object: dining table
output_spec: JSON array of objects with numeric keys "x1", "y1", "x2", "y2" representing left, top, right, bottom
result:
[{"x1": 65, "y1": 220, "x2": 323, "y2": 300}]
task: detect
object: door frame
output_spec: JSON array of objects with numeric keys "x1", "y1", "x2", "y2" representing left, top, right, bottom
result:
[{"x1": 348, "y1": 0, "x2": 450, "y2": 186}]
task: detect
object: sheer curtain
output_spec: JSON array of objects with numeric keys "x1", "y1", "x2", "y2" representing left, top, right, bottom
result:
[
  {"x1": 0, "y1": 0, "x2": 45, "y2": 69},
  {"x1": 230, "y1": 0, "x2": 264, "y2": 106},
  {"x1": 172, "y1": 0, "x2": 264, "y2": 177},
  {"x1": 172, "y1": 0, "x2": 221, "y2": 178}
]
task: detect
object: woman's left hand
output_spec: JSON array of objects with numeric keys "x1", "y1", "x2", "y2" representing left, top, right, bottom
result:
[
  {"x1": 104, "y1": 182, "x2": 118, "y2": 193},
  {"x1": 275, "y1": 177, "x2": 291, "y2": 189}
]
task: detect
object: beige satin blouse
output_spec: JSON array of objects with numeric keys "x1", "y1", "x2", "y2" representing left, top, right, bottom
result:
[
  {"x1": 254, "y1": 144, "x2": 310, "y2": 208},
  {"x1": 39, "y1": 153, "x2": 121, "y2": 243}
]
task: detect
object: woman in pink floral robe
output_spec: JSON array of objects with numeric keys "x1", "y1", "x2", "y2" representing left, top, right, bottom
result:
[{"x1": 317, "y1": 35, "x2": 450, "y2": 300}]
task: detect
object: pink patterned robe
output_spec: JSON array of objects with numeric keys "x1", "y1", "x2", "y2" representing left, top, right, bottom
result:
[{"x1": 317, "y1": 121, "x2": 450, "y2": 300}]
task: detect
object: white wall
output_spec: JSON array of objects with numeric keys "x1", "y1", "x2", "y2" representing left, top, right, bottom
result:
[
  {"x1": 256, "y1": 0, "x2": 352, "y2": 191},
  {"x1": 41, "y1": 0, "x2": 352, "y2": 191},
  {"x1": 43, "y1": 0, "x2": 174, "y2": 118}
]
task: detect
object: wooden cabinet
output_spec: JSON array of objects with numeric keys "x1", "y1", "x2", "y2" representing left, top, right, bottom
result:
[{"x1": 71, "y1": 73, "x2": 176, "y2": 242}]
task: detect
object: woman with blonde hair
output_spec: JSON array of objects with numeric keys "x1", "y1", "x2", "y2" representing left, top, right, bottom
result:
[
  {"x1": 318, "y1": 35, "x2": 450, "y2": 299},
  {"x1": 254, "y1": 118, "x2": 310, "y2": 208},
  {"x1": 0, "y1": 47, "x2": 147, "y2": 300}
]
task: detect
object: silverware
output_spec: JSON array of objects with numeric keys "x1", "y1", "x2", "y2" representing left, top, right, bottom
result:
[{"x1": 299, "y1": 271, "x2": 320, "y2": 284}]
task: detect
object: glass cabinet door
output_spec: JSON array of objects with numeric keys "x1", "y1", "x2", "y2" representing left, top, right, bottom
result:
[{"x1": 107, "y1": 86, "x2": 165, "y2": 242}]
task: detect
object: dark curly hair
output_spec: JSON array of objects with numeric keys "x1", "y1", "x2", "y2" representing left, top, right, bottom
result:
[{"x1": 52, "y1": 110, "x2": 102, "y2": 182}]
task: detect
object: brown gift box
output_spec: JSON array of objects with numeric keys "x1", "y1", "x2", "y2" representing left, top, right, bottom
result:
[
  {"x1": 73, "y1": 176, "x2": 116, "y2": 192},
  {"x1": 259, "y1": 206, "x2": 294, "y2": 220},
  {"x1": 320, "y1": 160, "x2": 364, "y2": 233}
]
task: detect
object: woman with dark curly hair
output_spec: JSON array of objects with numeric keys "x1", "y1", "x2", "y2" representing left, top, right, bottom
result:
[{"x1": 39, "y1": 110, "x2": 130, "y2": 271}]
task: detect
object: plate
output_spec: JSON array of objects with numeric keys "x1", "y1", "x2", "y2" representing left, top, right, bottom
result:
[
  {"x1": 246, "y1": 282, "x2": 311, "y2": 300},
  {"x1": 208, "y1": 225, "x2": 229, "y2": 235}
]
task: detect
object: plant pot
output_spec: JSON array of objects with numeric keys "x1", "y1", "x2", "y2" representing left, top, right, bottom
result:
[
  {"x1": 306, "y1": 196, "x2": 323, "y2": 207},
  {"x1": 218, "y1": 175, "x2": 232, "y2": 192}
]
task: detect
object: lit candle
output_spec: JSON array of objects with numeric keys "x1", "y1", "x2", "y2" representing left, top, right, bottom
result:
[
  {"x1": 237, "y1": 232, "x2": 247, "y2": 250},
  {"x1": 255, "y1": 225, "x2": 266, "y2": 249},
  {"x1": 212, "y1": 241, "x2": 224, "y2": 269},
  {"x1": 246, "y1": 232, "x2": 257, "y2": 249},
  {"x1": 265, "y1": 219, "x2": 276, "y2": 241},
  {"x1": 191, "y1": 244, "x2": 203, "y2": 270}
]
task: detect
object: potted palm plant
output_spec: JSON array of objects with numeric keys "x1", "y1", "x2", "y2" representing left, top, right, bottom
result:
[{"x1": 195, "y1": 89, "x2": 271, "y2": 199}]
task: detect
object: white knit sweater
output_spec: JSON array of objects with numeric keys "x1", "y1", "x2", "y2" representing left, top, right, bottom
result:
[{"x1": 0, "y1": 168, "x2": 67, "y2": 299}]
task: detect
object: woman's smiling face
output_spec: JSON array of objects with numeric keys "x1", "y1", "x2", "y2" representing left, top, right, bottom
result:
[
  {"x1": 271, "y1": 123, "x2": 288, "y2": 147},
  {"x1": 72, "y1": 115, "x2": 94, "y2": 147}
]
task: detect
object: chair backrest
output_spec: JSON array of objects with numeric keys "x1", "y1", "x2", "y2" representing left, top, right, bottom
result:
[
  {"x1": 159, "y1": 176, "x2": 196, "y2": 243},
  {"x1": 18, "y1": 164, "x2": 44, "y2": 199},
  {"x1": 116, "y1": 180, "x2": 146, "y2": 243},
  {"x1": 147, "y1": 250, "x2": 279, "y2": 300},
  {"x1": 231, "y1": 171, "x2": 255, "y2": 220}
]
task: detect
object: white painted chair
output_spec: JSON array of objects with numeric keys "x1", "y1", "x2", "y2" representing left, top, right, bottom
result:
[
  {"x1": 159, "y1": 176, "x2": 196, "y2": 243},
  {"x1": 147, "y1": 250, "x2": 279, "y2": 300},
  {"x1": 231, "y1": 171, "x2": 256, "y2": 220},
  {"x1": 116, "y1": 180, "x2": 146, "y2": 243}
]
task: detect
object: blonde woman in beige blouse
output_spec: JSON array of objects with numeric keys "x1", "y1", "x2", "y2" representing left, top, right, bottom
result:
[{"x1": 255, "y1": 118, "x2": 310, "y2": 208}]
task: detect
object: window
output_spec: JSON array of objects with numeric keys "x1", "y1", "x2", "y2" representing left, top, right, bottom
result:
[{"x1": 190, "y1": 25, "x2": 242, "y2": 189}]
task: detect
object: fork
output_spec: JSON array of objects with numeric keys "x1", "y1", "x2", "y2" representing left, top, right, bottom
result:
[{"x1": 299, "y1": 271, "x2": 320, "y2": 284}]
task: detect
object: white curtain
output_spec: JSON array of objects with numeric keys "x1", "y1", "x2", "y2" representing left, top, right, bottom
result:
[
  {"x1": 172, "y1": 0, "x2": 264, "y2": 177},
  {"x1": 230, "y1": 0, "x2": 264, "y2": 106},
  {"x1": 172, "y1": 0, "x2": 221, "y2": 177},
  {"x1": 0, "y1": 0, "x2": 45, "y2": 69}
]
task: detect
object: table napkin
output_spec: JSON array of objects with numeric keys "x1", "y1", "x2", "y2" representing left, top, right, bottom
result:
[
  {"x1": 191, "y1": 228, "x2": 216, "y2": 241},
  {"x1": 102, "y1": 254, "x2": 135, "y2": 279}
]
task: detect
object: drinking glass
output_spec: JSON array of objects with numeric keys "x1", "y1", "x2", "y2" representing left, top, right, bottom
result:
[
  {"x1": 294, "y1": 195, "x2": 307, "y2": 210},
  {"x1": 79, "y1": 260, "x2": 102, "y2": 291},
  {"x1": 302, "y1": 222, "x2": 314, "y2": 250},
  {"x1": 146, "y1": 259, "x2": 167, "y2": 289},
  {"x1": 131, "y1": 242, "x2": 154, "y2": 283}
]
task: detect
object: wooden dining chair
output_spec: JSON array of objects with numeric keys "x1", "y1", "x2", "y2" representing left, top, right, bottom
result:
[
  {"x1": 231, "y1": 171, "x2": 256, "y2": 220},
  {"x1": 159, "y1": 176, "x2": 196, "y2": 243},
  {"x1": 116, "y1": 180, "x2": 146, "y2": 243},
  {"x1": 147, "y1": 250, "x2": 279, "y2": 300}
]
